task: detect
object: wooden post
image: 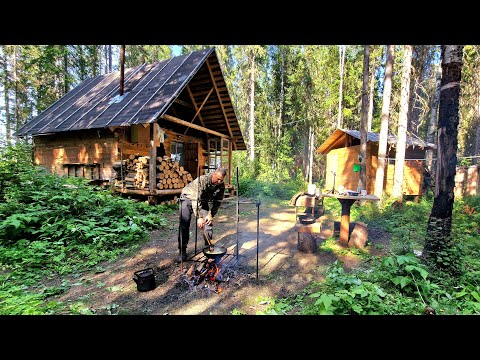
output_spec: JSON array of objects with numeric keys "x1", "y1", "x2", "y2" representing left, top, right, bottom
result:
[
  {"x1": 149, "y1": 124, "x2": 157, "y2": 196},
  {"x1": 349, "y1": 222, "x2": 368, "y2": 248}
]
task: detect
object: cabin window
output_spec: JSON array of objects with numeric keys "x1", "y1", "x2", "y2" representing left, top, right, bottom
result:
[
  {"x1": 170, "y1": 142, "x2": 184, "y2": 166},
  {"x1": 64, "y1": 163, "x2": 100, "y2": 180}
]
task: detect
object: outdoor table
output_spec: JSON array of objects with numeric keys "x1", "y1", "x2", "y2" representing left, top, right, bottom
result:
[{"x1": 321, "y1": 193, "x2": 380, "y2": 246}]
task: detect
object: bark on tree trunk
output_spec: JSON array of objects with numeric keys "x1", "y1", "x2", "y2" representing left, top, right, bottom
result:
[
  {"x1": 374, "y1": 45, "x2": 394, "y2": 200},
  {"x1": 104, "y1": 45, "x2": 108, "y2": 74},
  {"x1": 308, "y1": 125, "x2": 314, "y2": 185},
  {"x1": 3, "y1": 46, "x2": 11, "y2": 145},
  {"x1": 359, "y1": 45, "x2": 370, "y2": 190},
  {"x1": 367, "y1": 52, "x2": 376, "y2": 132},
  {"x1": 13, "y1": 45, "x2": 20, "y2": 134},
  {"x1": 109, "y1": 45, "x2": 112, "y2": 73},
  {"x1": 337, "y1": 45, "x2": 346, "y2": 128},
  {"x1": 426, "y1": 65, "x2": 442, "y2": 171},
  {"x1": 423, "y1": 45, "x2": 464, "y2": 273},
  {"x1": 393, "y1": 45, "x2": 413, "y2": 200},
  {"x1": 63, "y1": 47, "x2": 69, "y2": 95},
  {"x1": 474, "y1": 121, "x2": 480, "y2": 165}
]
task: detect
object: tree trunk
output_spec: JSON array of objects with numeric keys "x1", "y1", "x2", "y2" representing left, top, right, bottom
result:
[
  {"x1": 3, "y1": 46, "x2": 11, "y2": 145},
  {"x1": 104, "y1": 45, "x2": 108, "y2": 74},
  {"x1": 475, "y1": 122, "x2": 480, "y2": 165},
  {"x1": 374, "y1": 45, "x2": 395, "y2": 200},
  {"x1": 63, "y1": 46, "x2": 69, "y2": 95},
  {"x1": 425, "y1": 65, "x2": 442, "y2": 171},
  {"x1": 359, "y1": 45, "x2": 370, "y2": 190},
  {"x1": 337, "y1": 45, "x2": 346, "y2": 128},
  {"x1": 392, "y1": 45, "x2": 413, "y2": 200},
  {"x1": 367, "y1": 50, "x2": 376, "y2": 132},
  {"x1": 108, "y1": 45, "x2": 112, "y2": 73},
  {"x1": 249, "y1": 50, "x2": 255, "y2": 161},
  {"x1": 423, "y1": 45, "x2": 464, "y2": 274},
  {"x1": 13, "y1": 46, "x2": 20, "y2": 134},
  {"x1": 308, "y1": 125, "x2": 314, "y2": 185}
]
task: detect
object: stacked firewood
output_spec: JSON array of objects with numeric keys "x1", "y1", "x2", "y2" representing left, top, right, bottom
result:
[
  {"x1": 113, "y1": 155, "x2": 150, "y2": 189},
  {"x1": 156, "y1": 156, "x2": 193, "y2": 190},
  {"x1": 113, "y1": 155, "x2": 193, "y2": 191}
]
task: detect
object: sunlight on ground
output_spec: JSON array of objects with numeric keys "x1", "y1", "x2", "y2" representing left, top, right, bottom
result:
[
  {"x1": 176, "y1": 295, "x2": 221, "y2": 315},
  {"x1": 319, "y1": 238, "x2": 366, "y2": 268},
  {"x1": 139, "y1": 248, "x2": 157, "y2": 256}
]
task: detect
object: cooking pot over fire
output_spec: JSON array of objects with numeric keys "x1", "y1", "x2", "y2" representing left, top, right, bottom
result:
[{"x1": 202, "y1": 228, "x2": 227, "y2": 262}]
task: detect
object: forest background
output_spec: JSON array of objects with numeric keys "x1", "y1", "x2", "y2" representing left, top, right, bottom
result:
[
  {"x1": 2, "y1": 45, "x2": 480, "y2": 186},
  {"x1": 1, "y1": 45, "x2": 480, "y2": 316}
]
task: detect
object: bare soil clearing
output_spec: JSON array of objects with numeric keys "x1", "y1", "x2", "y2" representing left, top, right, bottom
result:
[{"x1": 48, "y1": 197, "x2": 391, "y2": 315}]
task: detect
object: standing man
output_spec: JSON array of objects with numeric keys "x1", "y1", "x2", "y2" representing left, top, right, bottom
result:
[{"x1": 177, "y1": 167, "x2": 226, "y2": 262}]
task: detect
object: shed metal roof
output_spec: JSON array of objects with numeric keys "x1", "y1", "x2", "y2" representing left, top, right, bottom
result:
[
  {"x1": 16, "y1": 47, "x2": 246, "y2": 150},
  {"x1": 317, "y1": 128, "x2": 436, "y2": 155}
]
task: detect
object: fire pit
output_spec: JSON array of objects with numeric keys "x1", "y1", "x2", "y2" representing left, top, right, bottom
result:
[{"x1": 187, "y1": 258, "x2": 226, "y2": 293}]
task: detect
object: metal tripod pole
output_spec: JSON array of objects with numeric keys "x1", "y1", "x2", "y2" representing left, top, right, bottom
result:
[
  {"x1": 178, "y1": 198, "x2": 184, "y2": 271},
  {"x1": 194, "y1": 165, "x2": 200, "y2": 256}
]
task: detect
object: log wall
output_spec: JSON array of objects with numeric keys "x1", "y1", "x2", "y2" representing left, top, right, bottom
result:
[
  {"x1": 455, "y1": 165, "x2": 479, "y2": 198},
  {"x1": 33, "y1": 128, "x2": 118, "y2": 180},
  {"x1": 33, "y1": 125, "x2": 208, "y2": 184}
]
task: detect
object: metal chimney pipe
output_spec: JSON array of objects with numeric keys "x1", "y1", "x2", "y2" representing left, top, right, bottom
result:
[{"x1": 120, "y1": 45, "x2": 125, "y2": 96}]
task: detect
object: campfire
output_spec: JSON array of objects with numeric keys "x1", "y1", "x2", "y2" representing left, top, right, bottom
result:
[{"x1": 185, "y1": 258, "x2": 230, "y2": 293}]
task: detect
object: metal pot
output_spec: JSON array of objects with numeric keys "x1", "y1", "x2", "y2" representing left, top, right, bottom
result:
[
  {"x1": 133, "y1": 268, "x2": 156, "y2": 292},
  {"x1": 299, "y1": 215, "x2": 316, "y2": 225},
  {"x1": 202, "y1": 245, "x2": 227, "y2": 263}
]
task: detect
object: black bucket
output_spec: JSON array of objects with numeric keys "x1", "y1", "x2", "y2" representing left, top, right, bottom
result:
[{"x1": 133, "y1": 268, "x2": 156, "y2": 292}]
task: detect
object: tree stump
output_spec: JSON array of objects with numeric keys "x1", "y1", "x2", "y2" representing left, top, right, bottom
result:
[
  {"x1": 348, "y1": 222, "x2": 368, "y2": 248},
  {"x1": 297, "y1": 233, "x2": 317, "y2": 253}
]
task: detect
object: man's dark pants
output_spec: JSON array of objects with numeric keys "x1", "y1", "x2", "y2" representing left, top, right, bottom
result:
[{"x1": 178, "y1": 198, "x2": 213, "y2": 253}]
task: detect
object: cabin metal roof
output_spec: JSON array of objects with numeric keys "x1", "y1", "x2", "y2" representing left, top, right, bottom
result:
[
  {"x1": 317, "y1": 128, "x2": 437, "y2": 155},
  {"x1": 16, "y1": 47, "x2": 246, "y2": 150}
]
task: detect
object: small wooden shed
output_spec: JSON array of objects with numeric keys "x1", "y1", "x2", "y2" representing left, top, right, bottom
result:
[
  {"x1": 16, "y1": 48, "x2": 245, "y2": 203},
  {"x1": 317, "y1": 128, "x2": 436, "y2": 196}
]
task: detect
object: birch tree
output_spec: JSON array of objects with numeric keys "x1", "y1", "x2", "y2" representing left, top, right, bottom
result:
[
  {"x1": 374, "y1": 45, "x2": 395, "y2": 200},
  {"x1": 392, "y1": 45, "x2": 413, "y2": 200},
  {"x1": 426, "y1": 65, "x2": 442, "y2": 171},
  {"x1": 359, "y1": 45, "x2": 370, "y2": 190}
]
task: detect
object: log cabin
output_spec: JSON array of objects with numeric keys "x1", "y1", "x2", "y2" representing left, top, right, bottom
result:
[
  {"x1": 317, "y1": 128, "x2": 436, "y2": 197},
  {"x1": 15, "y1": 48, "x2": 246, "y2": 204}
]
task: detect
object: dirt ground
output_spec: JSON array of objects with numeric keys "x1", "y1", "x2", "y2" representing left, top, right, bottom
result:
[{"x1": 48, "y1": 196, "x2": 391, "y2": 315}]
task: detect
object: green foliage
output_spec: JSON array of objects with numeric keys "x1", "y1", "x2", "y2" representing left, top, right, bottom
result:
[
  {"x1": 0, "y1": 274, "x2": 62, "y2": 315},
  {"x1": 261, "y1": 193, "x2": 480, "y2": 315},
  {"x1": 0, "y1": 146, "x2": 173, "y2": 314},
  {"x1": 235, "y1": 177, "x2": 304, "y2": 200},
  {"x1": 459, "y1": 158, "x2": 472, "y2": 167}
]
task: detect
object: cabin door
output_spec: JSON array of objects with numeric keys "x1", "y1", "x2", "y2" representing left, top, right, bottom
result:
[{"x1": 184, "y1": 143, "x2": 199, "y2": 178}]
